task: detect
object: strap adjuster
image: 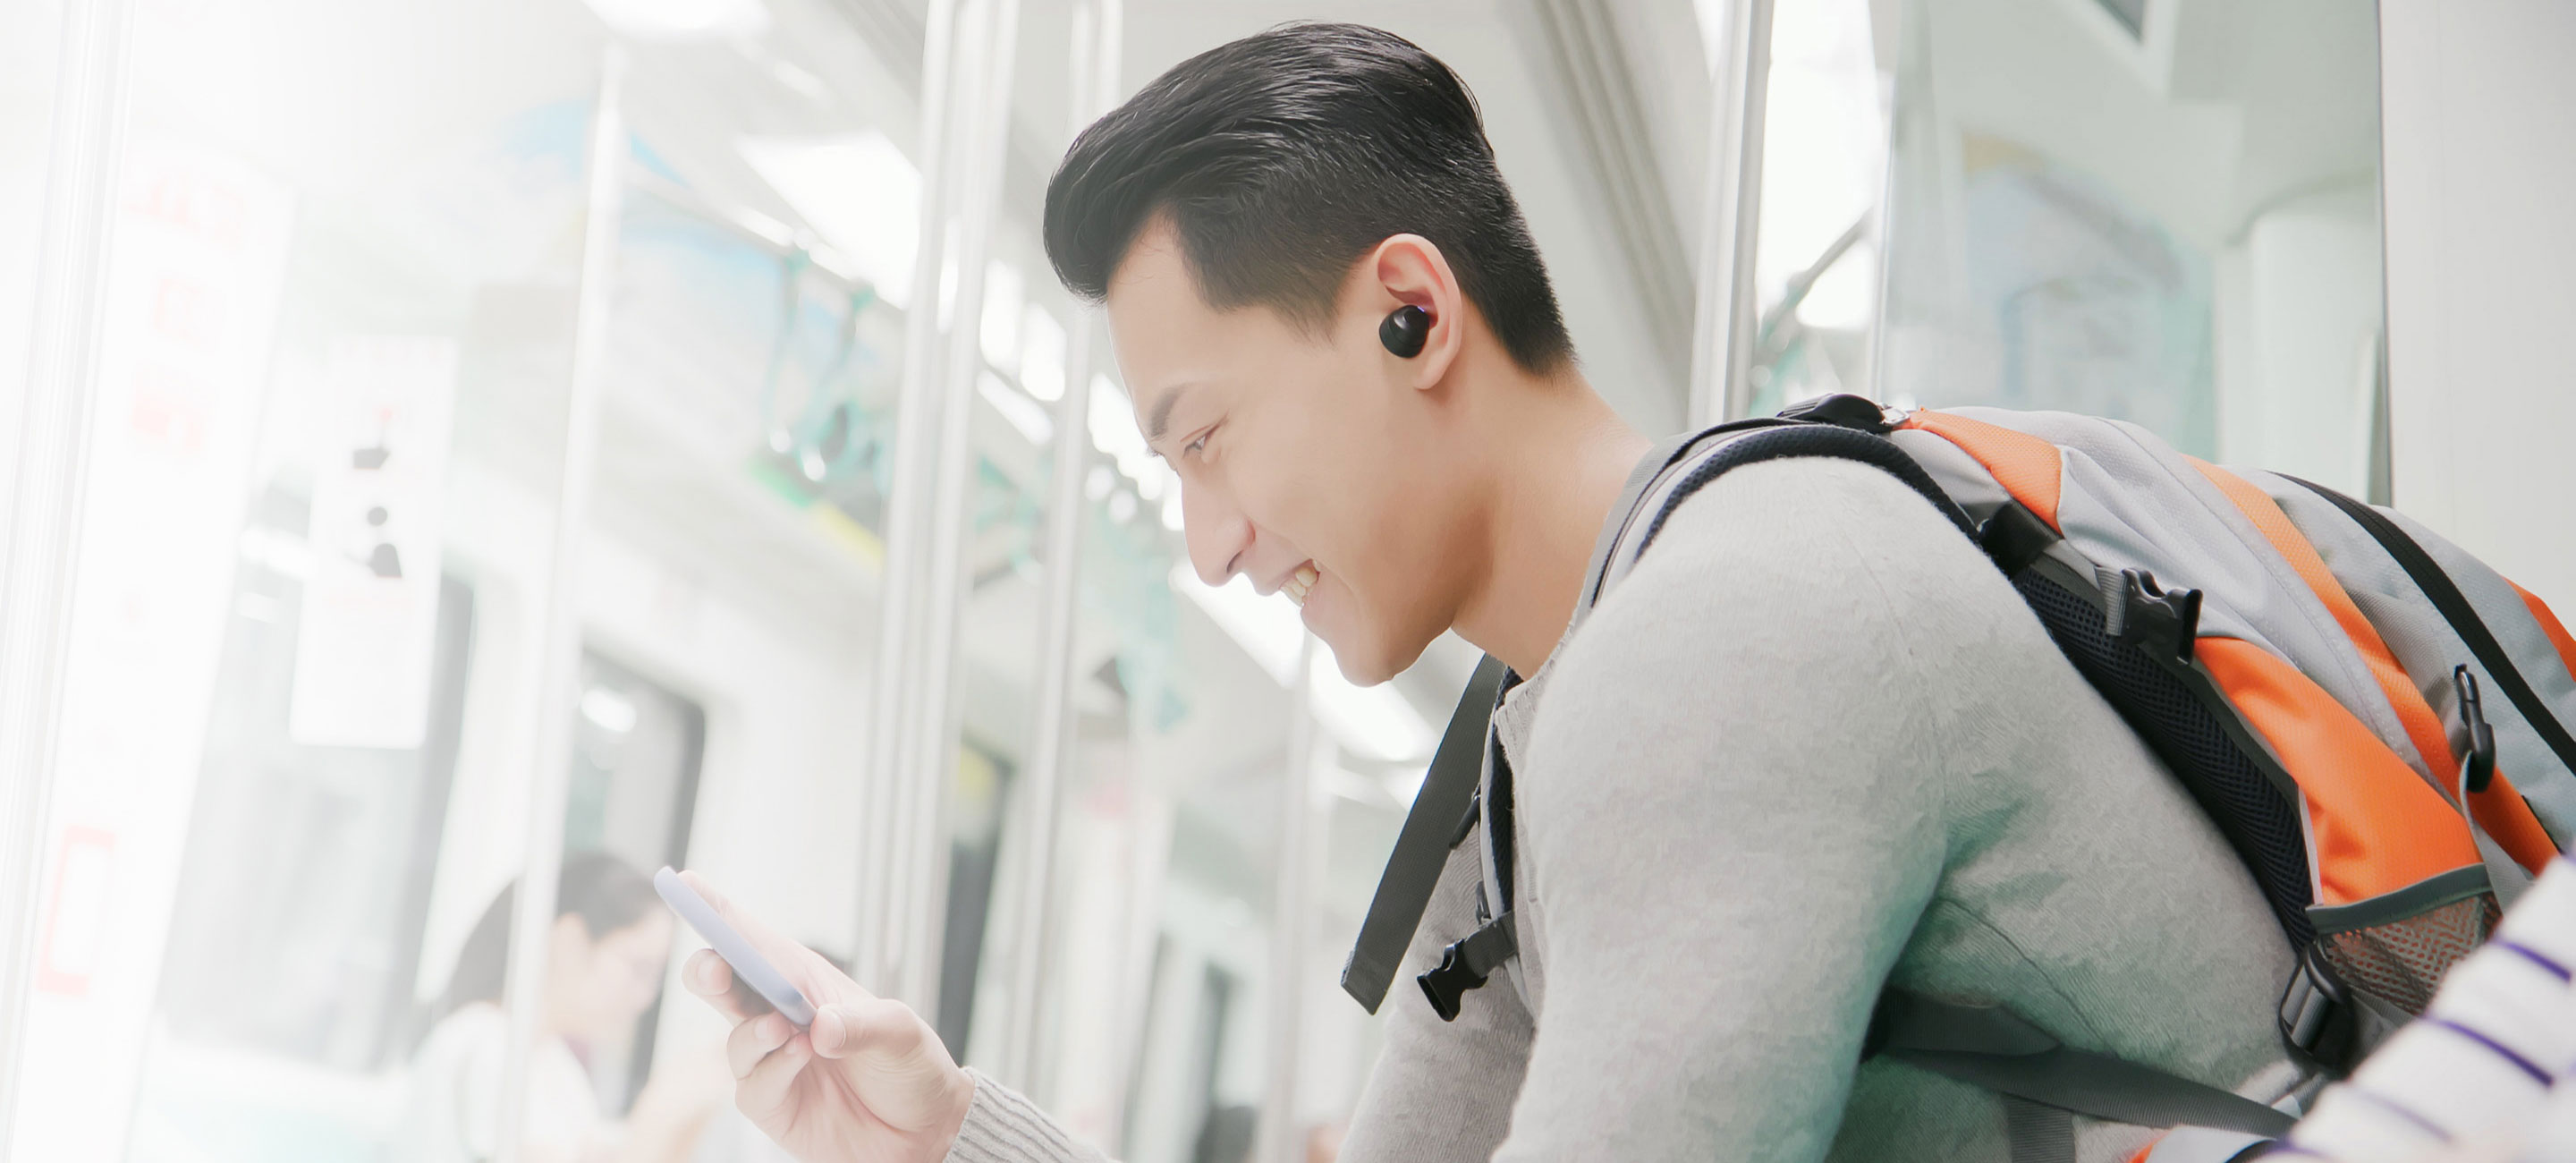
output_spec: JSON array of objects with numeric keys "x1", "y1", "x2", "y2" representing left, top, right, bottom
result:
[
  {"x1": 2278, "y1": 945, "x2": 2358, "y2": 1068},
  {"x1": 2111, "y1": 569, "x2": 2203, "y2": 664},
  {"x1": 2455, "y1": 666, "x2": 2498, "y2": 794},
  {"x1": 1419, "y1": 913, "x2": 1517, "y2": 1022}
]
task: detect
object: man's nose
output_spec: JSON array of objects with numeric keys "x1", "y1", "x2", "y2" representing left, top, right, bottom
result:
[{"x1": 1182, "y1": 483, "x2": 1250, "y2": 587}]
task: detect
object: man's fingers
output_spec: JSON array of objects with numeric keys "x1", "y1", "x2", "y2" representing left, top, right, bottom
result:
[
  {"x1": 674, "y1": 870, "x2": 877, "y2": 1016},
  {"x1": 736, "y1": 1032, "x2": 814, "y2": 1125},
  {"x1": 811, "y1": 997, "x2": 932, "y2": 1064},
  {"x1": 682, "y1": 950, "x2": 767, "y2": 1025},
  {"x1": 728, "y1": 1013, "x2": 797, "y2": 1081}
]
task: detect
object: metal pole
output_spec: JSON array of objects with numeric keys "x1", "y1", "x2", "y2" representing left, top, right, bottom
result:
[
  {"x1": 861, "y1": 0, "x2": 965, "y2": 990},
  {"x1": 995, "y1": 0, "x2": 1119, "y2": 1094},
  {"x1": 0, "y1": 0, "x2": 133, "y2": 1134},
  {"x1": 493, "y1": 44, "x2": 627, "y2": 1163},
  {"x1": 1688, "y1": 0, "x2": 1775, "y2": 427},
  {"x1": 890, "y1": 0, "x2": 1022, "y2": 1015},
  {"x1": 1258, "y1": 638, "x2": 1322, "y2": 1163}
]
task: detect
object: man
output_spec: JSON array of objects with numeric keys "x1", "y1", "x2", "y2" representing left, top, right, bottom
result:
[{"x1": 684, "y1": 23, "x2": 2301, "y2": 1161}]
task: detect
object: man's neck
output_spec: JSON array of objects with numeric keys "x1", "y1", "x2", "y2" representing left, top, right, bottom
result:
[{"x1": 1450, "y1": 364, "x2": 1652, "y2": 676}]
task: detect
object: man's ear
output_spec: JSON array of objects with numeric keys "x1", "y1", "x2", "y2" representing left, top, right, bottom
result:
[{"x1": 1369, "y1": 233, "x2": 1465, "y2": 389}]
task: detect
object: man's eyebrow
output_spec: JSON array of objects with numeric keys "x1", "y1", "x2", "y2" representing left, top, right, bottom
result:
[{"x1": 1145, "y1": 384, "x2": 1191, "y2": 445}]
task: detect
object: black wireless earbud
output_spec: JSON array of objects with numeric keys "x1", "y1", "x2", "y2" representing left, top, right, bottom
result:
[{"x1": 1379, "y1": 304, "x2": 1432, "y2": 359}]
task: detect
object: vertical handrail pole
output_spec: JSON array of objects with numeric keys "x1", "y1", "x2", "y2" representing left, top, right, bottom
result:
[
  {"x1": 0, "y1": 0, "x2": 135, "y2": 1133},
  {"x1": 493, "y1": 42, "x2": 627, "y2": 1163},
  {"x1": 1689, "y1": 0, "x2": 1775, "y2": 427},
  {"x1": 862, "y1": 0, "x2": 965, "y2": 989},
  {"x1": 996, "y1": 0, "x2": 1120, "y2": 1094},
  {"x1": 892, "y1": 0, "x2": 1022, "y2": 1015},
  {"x1": 1258, "y1": 639, "x2": 1322, "y2": 1163}
]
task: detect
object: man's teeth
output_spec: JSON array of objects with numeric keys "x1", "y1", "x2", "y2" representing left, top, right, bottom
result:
[{"x1": 1283, "y1": 563, "x2": 1319, "y2": 607}]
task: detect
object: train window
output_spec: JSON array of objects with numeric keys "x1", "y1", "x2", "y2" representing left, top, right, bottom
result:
[
  {"x1": 3, "y1": 2, "x2": 616, "y2": 1159},
  {"x1": 562, "y1": 650, "x2": 708, "y2": 1115},
  {"x1": 1874, "y1": 0, "x2": 2389, "y2": 496},
  {"x1": 133, "y1": 556, "x2": 475, "y2": 1145},
  {"x1": 934, "y1": 740, "x2": 1013, "y2": 1057}
]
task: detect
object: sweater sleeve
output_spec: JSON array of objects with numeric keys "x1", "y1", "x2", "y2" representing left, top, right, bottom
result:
[
  {"x1": 1336, "y1": 836, "x2": 1537, "y2": 1163},
  {"x1": 941, "y1": 839, "x2": 1526, "y2": 1163},
  {"x1": 1492, "y1": 458, "x2": 1967, "y2": 1161},
  {"x1": 947, "y1": 1068, "x2": 1108, "y2": 1163}
]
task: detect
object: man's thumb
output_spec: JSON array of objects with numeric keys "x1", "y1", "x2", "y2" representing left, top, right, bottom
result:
[{"x1": 811, "y1": 1004, "x2": 856, "y2": 1058}]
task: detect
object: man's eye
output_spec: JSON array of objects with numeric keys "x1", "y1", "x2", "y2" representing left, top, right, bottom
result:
[{"x1": 1183, "y1": 430, "x2": 1211, "y2": 456}]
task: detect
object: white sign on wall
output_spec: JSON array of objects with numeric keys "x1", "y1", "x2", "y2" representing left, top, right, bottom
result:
[{"x1": 287, "y1": 335, "x2": 460, "y2": 749}]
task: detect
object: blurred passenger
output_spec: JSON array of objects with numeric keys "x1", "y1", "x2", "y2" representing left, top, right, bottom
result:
[{"x1": 403, "y1": 851, "x2": 723, "y2": 1163}]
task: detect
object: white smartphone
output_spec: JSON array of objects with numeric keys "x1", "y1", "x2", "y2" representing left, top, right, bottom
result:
[{"x1": 655, "y1": 866, "x2": 818, "y2": 1028}]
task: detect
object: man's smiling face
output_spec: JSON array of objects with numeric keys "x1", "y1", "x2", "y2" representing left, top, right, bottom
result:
[{"x1": 1105, "y1": 216, "x2": 1477, "y2": 685}]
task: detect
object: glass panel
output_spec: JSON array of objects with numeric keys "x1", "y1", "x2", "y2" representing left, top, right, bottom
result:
[
  {"x1": 580, "y1": 6, "x2": 936, "y2": 1160},
  {"x1": 0, "y1": 0, "x2": 64, "y2": 471},
  {"x1": 1744, "y1": 0, "x2": 1891, "y2": 419},
  {"x1": 3, "y1": 4, "x2": 613, "y2": 1161},
  {"x1": 1877, "y1": 0, "x2": 2387, "y2": 492}
]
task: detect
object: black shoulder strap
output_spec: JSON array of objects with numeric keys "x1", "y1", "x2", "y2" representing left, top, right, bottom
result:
[
  {"x1": 1341, "y1": 656, "x2": 1508, "y2": 1013},
  {"x1": 1869, "y1": 991, "x2": 2295, "y2": 1141},
  {"x1": 1343, "y1": 401, "x2": 1984, "y2": 1020},
  {"x1": 2284, "y1": 474, "x2": 2576, "y2": 785}
]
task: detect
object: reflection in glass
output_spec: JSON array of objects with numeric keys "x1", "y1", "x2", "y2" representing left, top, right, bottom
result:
[{"x1": 1877, "y1": 0, "x2": 2386, "y2": 491}]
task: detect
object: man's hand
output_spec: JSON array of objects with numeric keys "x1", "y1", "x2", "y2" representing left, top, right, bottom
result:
[{"x1": 675, "y1": 871, "x2": 977, "y2": 1163}]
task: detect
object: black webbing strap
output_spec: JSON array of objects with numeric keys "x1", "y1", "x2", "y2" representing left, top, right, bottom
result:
[
  {"x1": 1869, "y1": 991, "x2": 2295, "y2": 1140},
  {"x1": 1342, "y1": 657, "x2": 1509, "y2": 1013},
  {"x1": 2284, "y1": 475, "x2": 2576, "y2": 786}
]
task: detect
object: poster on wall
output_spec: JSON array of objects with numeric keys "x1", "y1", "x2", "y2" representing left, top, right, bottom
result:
[
  {"x1": 9, "y1": 140, "x2": 293, "y2": 1162},
  {"x1": 287, "y1": 335, "x2": 459, "y2": 749}
]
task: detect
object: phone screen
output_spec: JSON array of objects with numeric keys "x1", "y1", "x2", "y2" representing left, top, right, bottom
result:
[{"x1": 654, "y1": 867, "x2": 818, "y2": 1028}]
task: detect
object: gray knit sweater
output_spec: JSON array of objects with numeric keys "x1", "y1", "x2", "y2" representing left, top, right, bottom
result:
[{"x1": 948, "y1": 457, "x2": 2307, "y2": 1162}]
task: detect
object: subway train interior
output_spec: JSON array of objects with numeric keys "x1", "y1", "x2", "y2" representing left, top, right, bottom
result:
[{"x1": 0, "y1": 0, "x2": 2569, "y2": 1160}]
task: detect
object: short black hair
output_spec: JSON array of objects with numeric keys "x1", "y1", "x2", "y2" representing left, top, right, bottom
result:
[{"x1": 1043, "y1": 22, "x2": 1574, "y2": 373}]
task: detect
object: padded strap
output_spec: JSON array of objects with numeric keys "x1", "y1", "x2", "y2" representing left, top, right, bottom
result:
[
  {"x1": 1342, "y1": 658, "x2": 1509, "y2": 1013},
  {"x1": 1871, "y1": 992, "x2": 2296, "y2": 1139},
  {"x1": 1635, "y1": 423, "x2": 1976, "y2": 557}
]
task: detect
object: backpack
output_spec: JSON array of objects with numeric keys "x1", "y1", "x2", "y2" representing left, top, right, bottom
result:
[{"x1": 1342, "y1": 395, "x2": 2576, "y2": 1163}]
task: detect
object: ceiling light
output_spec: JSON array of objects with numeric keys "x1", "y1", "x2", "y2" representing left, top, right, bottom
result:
[
  {"x1": 739, "y1": 132, "x2": 920, "y2": 308},
  {"x1": 978, "y1": 370, "x2": 1053, "y2": 445},
  {"x1": 1309, "y1": 650, "x2": 1436, "y2": 762},
  {"x1": 581, "y1": 686, "x2": 640, "y2": 734},
  {"x1": 981, "y1": 260, "x2": 1024, "y2": 369},
  {"x1": 1170, "y1": 563, "x2": 1301, "y2": 685},
  {"x1": 583, "y1": 0, "x2": 769, "y2": 40},
  {"x1": 1020, "y1": 306, "x2": 1066, "y2": 402},
  {"x1": 1166, "y1": 563, "x2": 1437, "y2": 762}
]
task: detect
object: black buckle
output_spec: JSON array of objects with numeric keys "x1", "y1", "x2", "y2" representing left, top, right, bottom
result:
[
  {"x1": 1419, "y1": 914, "x2": 1517, "y2": 1023},
  {"x1": 1976, "y1": 502, "x2": 2059, "y2": 577},
  {"x1": 1775, "y1": 393, "x2": 1894, "y2": 434},
  {"x1": 2279, "y1": 945, "x2": 2359, "y2": 1070},
  {"x1": 2456, "y1": 666, "x2": 2498, "y2": 794},
  {"x1": 2110, "y1": 569, "x2": 2203, "y2": 664}
]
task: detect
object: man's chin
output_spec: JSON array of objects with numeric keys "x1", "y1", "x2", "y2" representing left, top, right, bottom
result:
[{"x1": 1317, "y1": 631, "x2": 1428, "y2": 688}]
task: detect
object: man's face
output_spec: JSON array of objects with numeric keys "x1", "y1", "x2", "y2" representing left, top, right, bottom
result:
[{"x1": 1105, "y1": 220, "x2": 1474, "y2": 684}]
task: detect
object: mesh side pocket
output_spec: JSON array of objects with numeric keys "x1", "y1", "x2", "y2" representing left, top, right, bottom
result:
[{"x1": 2317, "y1": 894, "x2": 2498, "y2": 1014}]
